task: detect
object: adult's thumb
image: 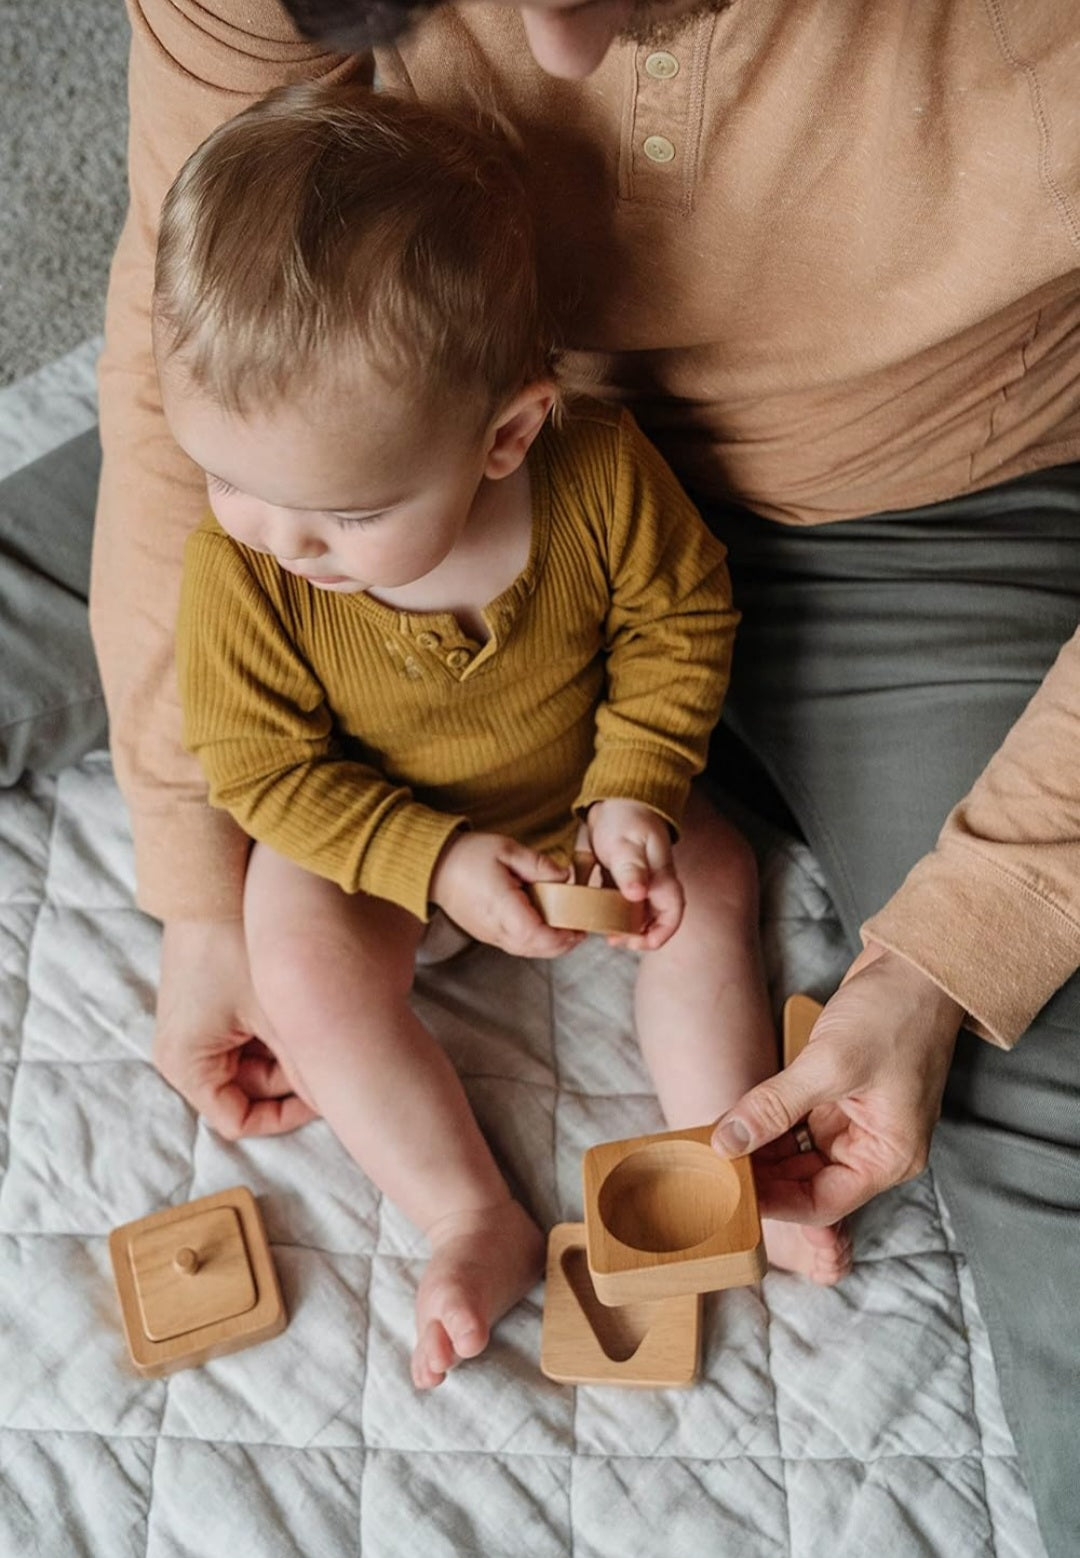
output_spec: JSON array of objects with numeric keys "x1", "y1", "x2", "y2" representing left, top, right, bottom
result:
[{"x1": 711, "y1": 1067, "x2": 818, "y2": 1157}]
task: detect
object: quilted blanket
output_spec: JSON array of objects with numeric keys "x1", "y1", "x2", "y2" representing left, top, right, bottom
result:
[
  {"x1": 0, "y1": 753, "x2": 1046, "y2": 1558},
  {"x1": 0, "y1": 351, "x2": 1046, "y2": 1555}
]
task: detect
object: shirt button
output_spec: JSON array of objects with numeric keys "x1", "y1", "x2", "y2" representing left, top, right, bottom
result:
[
  {"x1": 416, "y1": 630, "x2": 441, "y2": 649},
  {"x1": 644, "y1": 50, "x2": 679, "y2": 79},
  {"x1": 446, "y1": 648, "x2": 472, "y2": 670},
  {"x1": 643, "y1": 134, "x2": 676, "y2": 164}
]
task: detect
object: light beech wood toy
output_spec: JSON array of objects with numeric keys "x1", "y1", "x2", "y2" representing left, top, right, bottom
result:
[
  {"x1": 582, "y1": 1124, "x2": 765, "y2": 1306},
  {"x1": 109, "y1": 1186, "x2": 286, "y2": 1377},
  {"x1": 529, "y1": 852, "x2": 647, "y2": 936},
  {"x1": 782, "y1": 992, "x2": 823, "y2": 1067},
  {"x1": 540, "y1": 1222, "x2": 701, "y2": 1387},
  {"x1": 540, "y1": 993, "x2": 823, "y2": 1384}
]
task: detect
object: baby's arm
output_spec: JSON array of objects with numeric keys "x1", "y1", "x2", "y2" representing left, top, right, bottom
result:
[
  {"x1": 575, "y1": 413, "x2": 738, "y2": 924},
  {"x1": 178, "y1": 528, "x2": 460, "y2": 922}
]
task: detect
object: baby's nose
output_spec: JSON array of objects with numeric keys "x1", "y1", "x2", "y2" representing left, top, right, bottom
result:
[
  {"x1": 279, "y1": 540, "x2": 324, "y2": 561},
  {"x1": 269, "y1": 512, "x2": 324, "y2": 560}
]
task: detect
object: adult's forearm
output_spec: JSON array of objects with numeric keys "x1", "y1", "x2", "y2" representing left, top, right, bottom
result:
[
  {"x1": 90, "y1": 0, "x2": 367, "y2": 919},
  {"x1": 94, "y1": 310, "x2": 250, "y2": 918},
  {"x1": 863, "y1": 626, "x2": 1080, "y2": 1046}
]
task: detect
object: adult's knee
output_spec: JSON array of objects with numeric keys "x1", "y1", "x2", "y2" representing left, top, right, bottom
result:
[{"x1": 944, "y1": 971, "x2": 1080, "y2": 1151}]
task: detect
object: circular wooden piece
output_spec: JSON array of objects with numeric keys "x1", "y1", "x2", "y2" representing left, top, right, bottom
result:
[
  {"x1": 173, "y1": 1246, "x2": 200, "y2": 1276},
  {"x1": 597, "y1": 1142, "x2": 740, "y2": 1254},
  {"x1": 529, "y1": 881, "x2": 647, "y2": 935}
]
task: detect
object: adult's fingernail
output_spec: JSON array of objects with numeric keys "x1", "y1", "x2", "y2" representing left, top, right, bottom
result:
[{"x1": 713, "y1": 1117, "x2": 751, "y2": 1155}]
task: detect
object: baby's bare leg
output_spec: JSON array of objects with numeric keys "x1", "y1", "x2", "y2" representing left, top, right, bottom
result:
[
  {"x1": 634, "y1": 788, "x2": 775, "y2": 1126},
  {"x1": 244, "y1": 844, "x2": 543, "y2": 1385},
  {"x1": 634, "y1": 789, "x2": 851, "y2": 1283}
]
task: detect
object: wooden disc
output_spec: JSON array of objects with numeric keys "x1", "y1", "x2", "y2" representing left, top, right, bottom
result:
[{"x1": 529, "y1": 880, "x2": 647, "y2": 934}]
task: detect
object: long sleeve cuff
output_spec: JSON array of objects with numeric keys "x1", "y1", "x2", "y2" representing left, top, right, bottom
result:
[
  {"x1": 574, "y1": 746, "x2": 694, "y2": 837},
  {"x1": 132, "y1": 802, "x2": 251, "y2": 922},
  {"x1": 356, "y1": 805, "x2": 468, "y2": 922},
  {"x1": 861, "y1": 843, "x2": 1080, "y2": 1048}
]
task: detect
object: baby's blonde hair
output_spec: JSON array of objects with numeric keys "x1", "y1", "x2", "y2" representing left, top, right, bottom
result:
[{"x1": 154, "y1": 83, "x2": 557, "y2": 421}]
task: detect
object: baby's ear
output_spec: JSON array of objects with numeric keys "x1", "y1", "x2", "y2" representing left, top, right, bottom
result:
[{"x1": 484, "y1": 381, "x2": 558, "y2": 479}]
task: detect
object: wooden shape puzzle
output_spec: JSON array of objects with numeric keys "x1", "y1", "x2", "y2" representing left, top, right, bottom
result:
[
  {"x1": 110, "y1": 1186, "x2": 287, "y2": 1377},
  {"x1": 529, "y1": 852, "x2": 646, "y2": 936},
  {"x1": 582, "y1": 1124, "x2": 765, "y2": 1306},
  {"x1": 540, "y1": 1223, "x2": 701, "y2": 1387},
  {"x1": 782, "y1": 993, "x2": 823, "y2": 1068}
]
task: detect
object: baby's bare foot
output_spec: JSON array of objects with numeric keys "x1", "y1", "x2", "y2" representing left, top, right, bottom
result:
[
  {"x1": 764, "y1": 1217, "x2": 853, "y2": 1286},
  {"x1": 412, "y1": 1200, "x2": 545, "y2": 1389}
]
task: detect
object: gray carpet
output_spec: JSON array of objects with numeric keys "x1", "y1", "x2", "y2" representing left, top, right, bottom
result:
[{"x1": 0, "y1": 0, "x2": 129, "y2": 386}]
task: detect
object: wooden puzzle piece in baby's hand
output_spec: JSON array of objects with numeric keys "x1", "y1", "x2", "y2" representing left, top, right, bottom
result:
[{"x1": 528, "y1": 851, "x2": 647, "y2": 935}]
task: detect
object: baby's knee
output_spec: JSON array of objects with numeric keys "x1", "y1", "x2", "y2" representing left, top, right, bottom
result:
[
  {"x1": 715, "y1": 823, "x2": 760, "y2": 911},
  {"x1": 246, "y1": 925, "x2": 324, "y2": 1023},
  {"x1": 247, "y1": 904, "x2": 417, "y2": 1037},
  {"x1": 674, "y1": 818, "x2": 762, "y2": 952},
  {"x1": 686, "y1": 794, "x2": 758, "y2": 887}
]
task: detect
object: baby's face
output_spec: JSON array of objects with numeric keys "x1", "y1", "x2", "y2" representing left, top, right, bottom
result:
[{"x1": 161, "y1": 372, "x2": 491, "y2": 595}]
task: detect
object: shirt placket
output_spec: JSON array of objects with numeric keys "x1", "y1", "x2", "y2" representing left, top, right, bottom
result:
[
  {"x1": 619, "y1": 14, "x2": 714, "y2": 212},
  {"x1": 409, "y1": 620, "x2": 492, "y2": 682}
]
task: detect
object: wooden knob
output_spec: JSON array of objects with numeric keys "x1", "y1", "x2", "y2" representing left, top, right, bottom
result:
[{"x1": 173, "y1": 1246, "x2": 200, "y2": 1276}]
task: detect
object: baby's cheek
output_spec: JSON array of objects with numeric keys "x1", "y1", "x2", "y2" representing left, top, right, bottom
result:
[{"x1": 212, "y1": 495, "x2": 260, "y2": 547}]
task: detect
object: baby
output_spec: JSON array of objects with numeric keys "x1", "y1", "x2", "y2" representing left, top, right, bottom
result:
[{"x1": 154, "y1": 82, "x2": 851, "y2": 1388}]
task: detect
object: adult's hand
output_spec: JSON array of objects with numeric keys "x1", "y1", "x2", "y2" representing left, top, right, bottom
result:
[
  {"x1": 154, "y1": 918, "x2": 318, "y2": 1140},
  {"x1": 711, "y1": 944, "x2": 965, "y2": 1223}
]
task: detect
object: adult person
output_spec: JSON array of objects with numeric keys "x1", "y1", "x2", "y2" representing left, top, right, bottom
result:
[{"x1": 18, "y1": 0, "x2": 1070, "y2": 1548}]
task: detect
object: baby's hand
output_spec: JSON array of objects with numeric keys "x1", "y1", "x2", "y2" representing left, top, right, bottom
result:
[
  {"x1": 429, "y1": 832, "x2": 585, "y2": 959},
  {"x1": 585, "y1": 798, "x2": 684, "y2": 950}
]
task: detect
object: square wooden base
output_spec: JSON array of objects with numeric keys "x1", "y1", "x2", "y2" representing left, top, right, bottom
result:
[
  {"x1": 540, "y1": 1223, "x2": 700, "y2": 1387},
  {"x1": 782, "y1": 993, "x2": 823, "y2": 1067},
  {"x1": 110, "y1": 1186, "x2": 286, "y2": 1377}
]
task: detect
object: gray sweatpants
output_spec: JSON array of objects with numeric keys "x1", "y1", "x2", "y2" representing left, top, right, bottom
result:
[
  {"x1": 2, "y1": 435, "x2": 1077, "y2": 1556},
  {"x1": 0, "y1": 430, "x2": 106, "y2": 782},
  {"x1": 710, "y1": 469, "x2": 1080, "y2": 1558}
]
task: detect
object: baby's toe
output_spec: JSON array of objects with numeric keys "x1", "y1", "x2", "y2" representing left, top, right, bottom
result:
[
  {"x1": 810, "y1": 1223, "x2": 854, "y2": 1286},
  {"x1": 412, "y1": 1319, "x2": 456, "y2": 1390},
  {"x1": 445, "y1": 1304, "x2": 489, "y2": 1360}
]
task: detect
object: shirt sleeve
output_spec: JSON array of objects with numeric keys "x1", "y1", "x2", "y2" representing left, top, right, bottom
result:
[
  {"x1": 177, "y1": 530, "x2": 466, "y2": 922},
  {"x1": 862, "y1": 625, "x2": 1080, "y2": 1047},
  {"x1": 574, "y1": 412, "x2": 740, "y2": 830},
  {"x1": 91, "y1": 0, "x2": 371, "y2": 921}
]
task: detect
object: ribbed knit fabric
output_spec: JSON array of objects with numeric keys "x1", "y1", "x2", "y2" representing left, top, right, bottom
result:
[{"x1": 177, "y1": 403, "x2": 736, "y2": 920}]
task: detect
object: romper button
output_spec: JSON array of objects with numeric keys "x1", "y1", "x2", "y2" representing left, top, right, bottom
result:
[
  {"x1": 643, "y1": 135, "x2": 676, "y2": 164},
  {"x1": 416, "y1": 631, "x2": 441, "y2": 649},
  {"x1": 446, "y1": 649, "x2": 472, "y2": 670},
  {"x1": 644, "y1": 51, "x2": 679, "y2": 78}
]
